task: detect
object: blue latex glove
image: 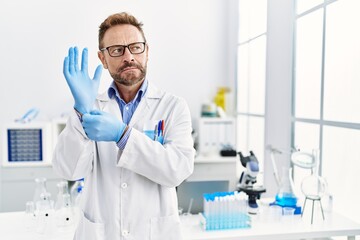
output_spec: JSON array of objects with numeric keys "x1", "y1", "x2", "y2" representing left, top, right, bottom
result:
[
  {"x1": 82, "y1": 110, "x2": 127, "y2": 142},
  {"x1": 63, "y1": 47, "x2": 103, "y2": 114}
]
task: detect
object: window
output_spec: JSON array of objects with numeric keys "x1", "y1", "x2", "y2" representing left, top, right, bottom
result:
[
  {"x1": 293, "y1": 0, "x2": 360, "y2": 222},
  {"x1": 237, "y1": 0, "x2": 267, "y2": 184},
  {"x1": 236, "y1": 0, "x2": 360, "y2": 223}
]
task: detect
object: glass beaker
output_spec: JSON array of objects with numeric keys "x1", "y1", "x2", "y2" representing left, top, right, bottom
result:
[{"x1": 33, "y1": 177, "x2": 48, "y2": 204}]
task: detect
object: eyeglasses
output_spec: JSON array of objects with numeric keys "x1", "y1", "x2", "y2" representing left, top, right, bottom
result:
[{"x1": 100, "y1": 42, "x2": 146, "y2": 57}]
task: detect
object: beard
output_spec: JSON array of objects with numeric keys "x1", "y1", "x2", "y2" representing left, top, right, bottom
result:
[{"x1": 110, "y1": 62, "x2": 147, "y2": 86}]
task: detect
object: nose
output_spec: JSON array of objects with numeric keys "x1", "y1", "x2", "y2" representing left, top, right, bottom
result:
[{"x1": 122, "y1": 47, "x2": 134, "y2": 62}]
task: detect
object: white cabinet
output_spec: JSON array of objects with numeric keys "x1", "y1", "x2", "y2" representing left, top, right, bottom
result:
[{"x1": 197, "y1": 117, "x2": 236, "y2": 156}]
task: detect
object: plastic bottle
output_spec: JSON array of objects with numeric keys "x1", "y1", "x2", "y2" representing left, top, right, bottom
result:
[{"x1": 214, "y1": 87, "x2": 229, "y2": 111}]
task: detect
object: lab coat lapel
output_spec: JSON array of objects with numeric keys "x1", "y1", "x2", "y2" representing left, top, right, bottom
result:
[
  {"x1": 97, "y1": 92, "x2": 123, "y2": 122},
  {"x1": 129, "y1": 82, "x2": 162, "y2": 127}
]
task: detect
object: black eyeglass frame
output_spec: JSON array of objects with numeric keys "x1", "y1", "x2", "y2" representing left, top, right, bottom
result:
[{"x1": 100, "y1": 42, "x2": 146, "y2": 57}]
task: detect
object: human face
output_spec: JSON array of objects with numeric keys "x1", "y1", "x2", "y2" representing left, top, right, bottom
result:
[{"x1": 98, "y1": 24, "x2": 148, "y2": 87}]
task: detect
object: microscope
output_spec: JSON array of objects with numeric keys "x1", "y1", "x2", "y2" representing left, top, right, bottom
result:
[{"x1": 237, "y1": 151, "x2": 266, "y2": 214}]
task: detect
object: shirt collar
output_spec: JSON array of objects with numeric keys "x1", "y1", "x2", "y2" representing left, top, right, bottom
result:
[{"x1": 108, "y1": 79, "x2": 148, "y2": 103}]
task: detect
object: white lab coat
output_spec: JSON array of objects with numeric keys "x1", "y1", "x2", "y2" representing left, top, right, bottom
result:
[{"x1": 53, "y1": 82, "x2": 195, "y2": 240}]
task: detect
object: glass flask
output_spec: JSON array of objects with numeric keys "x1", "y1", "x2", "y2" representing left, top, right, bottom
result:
[
  {"x1": 35, "y1": 192, "x2": 55, "y2": 235},
  {"x1": 56, "y1": 193, "x2": 74, "y2": 227},
  {"x1": 24, "y1": 201, "x2": 36, "y2": 230},
  {"x1": 33, "y1": 177, "x2": 48, "y2": 204},
  {"x1": 275, "y1": 167, "x2": 297, "y2": 207},
  {"x1": 301, "y1": 174, "x2": 327, "y2": 199},
  {"x1": 55, "y1": 181, "x2": 69, "y2": 211},
  {"x1": 300, "y1": 148, "x2": 327, "y2": 200}
]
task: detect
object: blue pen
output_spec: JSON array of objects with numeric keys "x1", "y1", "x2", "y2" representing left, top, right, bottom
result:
[{"x1": 157, "y1": 120, "x2": 162, "y2": 136}]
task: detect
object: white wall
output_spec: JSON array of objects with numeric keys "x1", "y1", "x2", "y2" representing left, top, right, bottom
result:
[{"x1": 0, "y1": 0, "x2": 231, "y2": 125}]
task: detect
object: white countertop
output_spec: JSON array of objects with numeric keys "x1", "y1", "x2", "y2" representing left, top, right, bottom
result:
[
  {"x1": 181, "y1": 212, "x2": 360, "y2": 240},
  {"x1": 1, "y1": 208, "x2": 359, "y2": 240}
]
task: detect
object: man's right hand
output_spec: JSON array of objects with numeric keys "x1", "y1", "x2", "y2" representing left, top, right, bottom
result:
[{"x1": 63, "y1": 47, "x2": 103, "y2": 114}]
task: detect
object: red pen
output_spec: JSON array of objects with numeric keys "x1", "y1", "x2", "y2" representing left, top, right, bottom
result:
[{"x1": 161, "y1": 120, "x2": 164, "y2": 136}]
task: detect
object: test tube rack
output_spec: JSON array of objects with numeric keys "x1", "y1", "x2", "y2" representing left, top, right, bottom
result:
[{"x1": 200, "y1": 191, "x2": 251, "y2": 231}]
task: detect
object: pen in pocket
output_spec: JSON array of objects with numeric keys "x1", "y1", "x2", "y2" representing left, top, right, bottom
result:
[
  {"x1": 161, "y1": 120, "x2": 164, "y2": 136},
  {"x1": 157, "y1": 120, "x2": 162, "y2": 137},
  {"x1": 154, "y1": 123, "x2": 158, "y2": 141}
]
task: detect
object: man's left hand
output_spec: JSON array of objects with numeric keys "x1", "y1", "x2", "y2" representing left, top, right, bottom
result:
[{"x1": 82, "y1": 110, "x2": 126, "y2": 142}]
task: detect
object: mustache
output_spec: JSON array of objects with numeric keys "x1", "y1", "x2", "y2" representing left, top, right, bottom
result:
[{"x1": 118, "y1": 62, "x2": 142, "y2": 72}]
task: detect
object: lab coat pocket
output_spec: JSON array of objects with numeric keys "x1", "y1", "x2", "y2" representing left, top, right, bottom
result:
[
  {"x1": 143, "y1": 119, "x2": 165, "y2": 144},
  {"x1": 143, "y1": 120, "x2": 158, "y2": 140},
  {"x1": 75, "y1": 213, "x2": 105, "y2": 240},
  {"x1": 150, "y1": 214, "x2": 182, "y2": 240}
]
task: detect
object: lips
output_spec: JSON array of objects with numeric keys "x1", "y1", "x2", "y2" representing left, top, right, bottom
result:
[{"x1": 122, "y1": 67, "x2": 137, "y2": 72}]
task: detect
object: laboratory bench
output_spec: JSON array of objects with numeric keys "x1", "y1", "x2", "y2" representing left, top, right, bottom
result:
[
  {"x1": 180, "y1": 212, "x2": 360, "y2": 240},
  {"x1": 0, "y1": 209, "x2": 359, "y2": 240}
]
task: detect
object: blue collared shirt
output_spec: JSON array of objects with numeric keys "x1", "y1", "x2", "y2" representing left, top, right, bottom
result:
[{"x1": 108, "y1": 79, "x2": 148, "y2": 149}]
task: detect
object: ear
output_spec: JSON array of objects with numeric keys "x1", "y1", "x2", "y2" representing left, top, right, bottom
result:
[
  {"x1": 98, "y1": 51, "x2": 108, "y2": 69},
  {"x1": 145, "y1": 44, "x2": 149, "y2": 62}
]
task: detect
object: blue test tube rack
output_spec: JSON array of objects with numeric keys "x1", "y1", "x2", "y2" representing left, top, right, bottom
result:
[{"x1": 201, "y1": 191, "x2": 251, "y2": 231}]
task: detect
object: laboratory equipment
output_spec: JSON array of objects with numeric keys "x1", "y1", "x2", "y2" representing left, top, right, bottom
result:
[
  {"x1": 35, "y1": 192, "x2": 56, "y2": 235},
  {"x1": 321, "y1": 178, "x2": 333, "y2": 213},
  {"x1": 297, "y1": 149, "x2": 327, "y2": 224},
  {"x1": 269, "y1": 147, "x2": 301, "y2": 214},
  {"x1": 55, "y1": 193, "x2": 73, "y2": 227},
  {"x1": 33, "y1": 177, "x2": 48, "y2": 204},
  {"x1": 15, "y1": 108, "x2": 39, "y2": 123},
  {"x1": 237, "y1": 151, "x2": 266, "y2": 214},
  {"x1": 55, "y1": 181, "x2": 69, "y2": 211},
  {"x1": 35, "y1": 192, "x2": 54, "y2": 214},
  {"x1": 201, "y1": 191, "x2": 250, "y2": 231},
  {"x1": 2, "y1": 121, "x2": 53, "y2": 167},
  {"x1": 267, "y1": 205, "x2": 283, "y2": 222},
  {"x1": 24, "y1": 201, "x2": 36, "y2": 230},
  {"x1": 301, "y1": 174, "x2": 326, "y2": 223},
  {"x1": 282, "y1": 207, "x2": 296, "y2": 224},
  {"x1": 274, "y1": 167, "x2": 298, "y2": 207}
]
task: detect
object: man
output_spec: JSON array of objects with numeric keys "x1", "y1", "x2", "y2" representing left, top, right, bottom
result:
[{"x1": 53, "y1": 12, "x2": 195, "y2": 240}]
